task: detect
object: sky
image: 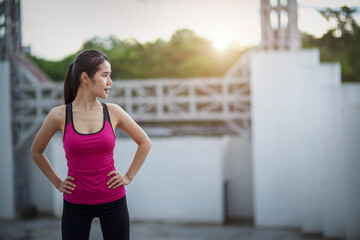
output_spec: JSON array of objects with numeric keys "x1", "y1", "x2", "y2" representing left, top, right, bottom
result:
[{"x1": 21, "y1": 0, "x2": 360, "y2": 60}]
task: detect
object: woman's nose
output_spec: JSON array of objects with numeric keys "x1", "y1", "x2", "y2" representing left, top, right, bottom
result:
[{"x1": 107, "y1": 77, "x2": 113, "y2": 85}]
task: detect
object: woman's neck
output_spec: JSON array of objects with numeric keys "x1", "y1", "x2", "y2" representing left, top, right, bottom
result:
[{"x1": 72, "y1": 87, "x2": 101, "y2": 112}]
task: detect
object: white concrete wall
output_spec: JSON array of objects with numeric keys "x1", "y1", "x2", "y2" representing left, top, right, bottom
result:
[
  {"x1": 31, "y1": 133, "x2": 253, "y2": 222},
  {"x1": 29, "y1": 139, "x2": 54, "y2": 213},
  {"x1": 342, "y1": 84, "x2": 360, "y2": 240},
  {"x1": 251, "y1": 49, "x2": 325, "y2": 228},
  {"x1": 0, "y1": 61, "x2": 15, "y2": 219},
  {"x1": 251, "y1": 49, "x2": 360, "y2": 239},
  {"x1": 223, "y1": 135, "x2": 253, "y2": 219},
  {"x1": 50, "y1": 134, "x2": 70, "y2": 217},
  {"x1": 49, "y1": 135, "x2": 226, "y2": 223},
  {"x1": 321, "y1": 87, "x2": 347, "y2": 237},
  {"x1": 115, "y1": 136, "x2": 224, "y2": 223}
]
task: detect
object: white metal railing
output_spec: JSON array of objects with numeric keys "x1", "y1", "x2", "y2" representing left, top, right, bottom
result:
[
  {"x1": 106, "y1": 77, "x2": 250, "y2": 122},
  {"x1": 12, "y1": 52, "x2": 251, "y2": 150}
]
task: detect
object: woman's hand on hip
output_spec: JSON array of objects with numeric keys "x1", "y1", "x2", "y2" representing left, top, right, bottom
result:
[
  {"x1": 107, "y1": 171, "x2": 131, "y2": 189},
  {"x1": 56, "y1": 176, "x2": 76, "y2": 194}
]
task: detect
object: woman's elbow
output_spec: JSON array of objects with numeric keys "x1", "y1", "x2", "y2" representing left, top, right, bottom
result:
[
  {"x1": 30, "y1": 143, "x2": 42, "y2": 161},
  {"x1": 141, "y1": 139, "x2": 152, "y2": 150},
  {"x1": 147, "y1": 139, "x2": 152, "y2": 149},
  {"x1": 30, "y1": 146, "x2": 37, "y2": 160}
]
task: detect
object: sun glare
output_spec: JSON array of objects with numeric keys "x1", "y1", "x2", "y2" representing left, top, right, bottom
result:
[{"x1": 212, "y1": 38, "x2": 232, "y2": 51}]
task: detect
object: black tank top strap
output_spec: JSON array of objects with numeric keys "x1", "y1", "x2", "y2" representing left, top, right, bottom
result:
[
  {"x1": 65, "y1": 103, "x2": 72, "y2": 125},
  {"x1": 102, "y1": 103, "x2": 111, "y2": 123},
  {"x1": 63, "y1": 103, "x2": 72, "y2": 140},
  {"x1": 102, "y1": 103, "x2": 115, "y2": 137}
]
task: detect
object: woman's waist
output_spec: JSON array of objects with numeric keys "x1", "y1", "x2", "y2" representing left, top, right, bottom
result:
[
  {"x1": 67, "y1": 160, "x2": 115, "y2": 173},
  {"x1": 67, "y1": 166, "x2": 117, "y2": 191},
  {"x1": 63, "y1": 186, "x2": 126, "y2": 205}
]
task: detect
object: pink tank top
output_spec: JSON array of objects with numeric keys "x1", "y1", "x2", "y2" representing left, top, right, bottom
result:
[{"x1": 63, "y1": 102, "x2": 126, "y2": 205}]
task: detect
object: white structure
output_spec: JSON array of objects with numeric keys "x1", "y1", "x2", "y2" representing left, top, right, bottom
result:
[
  {"x1": 0, "y1": 61, "x2": 15, "y2": 218},
  {"x1": 29, "y1": 134, "x2": 252, "y2": 223},
  {"x1": 251, "y1": 48, "x2": 360, "y2": 239},
  {"x1": 260, "y1": 0, "x2": 300, "y2": 50},
  {"x1": 342, "y1": 84, "x2": 360, "y2": 240}
]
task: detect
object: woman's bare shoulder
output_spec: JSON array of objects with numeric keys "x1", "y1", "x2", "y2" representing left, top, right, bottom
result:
[
  {"x1": 50, "y1": 105, "x2": 66, "y2": 115},
  {"x1": 47, "y1": 105, "x2": 66, "y2": 122},
  {"x1": 105, "y1": 103, "x2": 132, "y2": 125},
  {"x1": 106, "y1": 103, "x2": 126, "y2": 114}
]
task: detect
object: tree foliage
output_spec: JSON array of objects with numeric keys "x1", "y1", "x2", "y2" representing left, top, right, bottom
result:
[
  {"x1": 26, "y1": 29, "x2": 246, "y2": 82},
  {"x1": 302, "y1": 6, "x2": 360, "y2": 82}
]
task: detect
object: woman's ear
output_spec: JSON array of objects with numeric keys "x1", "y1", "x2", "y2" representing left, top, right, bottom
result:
[{"x1": 80, "y1": 72, "x2": 90, "y2": 85}]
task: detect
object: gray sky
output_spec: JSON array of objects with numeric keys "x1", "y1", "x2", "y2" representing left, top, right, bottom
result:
[{"x1": 21, "y1": 0, "x2": 360, "y2": 60}]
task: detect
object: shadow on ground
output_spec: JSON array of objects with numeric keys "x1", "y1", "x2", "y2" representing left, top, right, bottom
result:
[{"x1": 0, "y1": 216, "x2": 338, "y2": 240}]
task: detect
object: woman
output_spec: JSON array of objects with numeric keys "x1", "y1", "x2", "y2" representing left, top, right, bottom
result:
[{"x1": 30, "y1": 49, "x2": 152, "y2": 240}]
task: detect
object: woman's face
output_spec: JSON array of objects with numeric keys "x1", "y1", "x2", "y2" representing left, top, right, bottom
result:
[{"x1": 88, "y1": 61, "x2": 113, "y2": 99}]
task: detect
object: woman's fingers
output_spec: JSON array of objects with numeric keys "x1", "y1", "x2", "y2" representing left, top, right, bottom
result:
[
  {"x1": 108, "y1": 177, "x2": 123, "y2": 189},
  {"x1": 63, "y1": 189, "x2": 72, "y2": 194},
  {"x1": 60, "y1": 185, "x2": 71, "y2": 194},
  {"x1": 65, "y1": 184, "x2": 75, "y2": 191},
  {"x1": 58, "y1": 176, "x2": 76, "y2": 194},
  {"x1": 106, "y1": 172, "x2": 126, "y2": 189},
  {"x1": 106, "y1": 176, "x2": 117, "y2": 185},
  {"x1": 106, "y1": 171, "x2": 120, "y2": 184},
  {"x1": 107, "y1": 173, "x2": 131, "y2": 189},
  {"x1": 65, "y1": 180, "x2": 76, "y2": 188},
  {"x1": 113, "y1": 182, "x2": 122, "y2": 189},
  {"x1": 66, "y1": 176, "x2": 74, "y2": 181}
]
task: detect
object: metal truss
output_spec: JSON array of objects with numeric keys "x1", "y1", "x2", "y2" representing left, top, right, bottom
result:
[
  {"x1": 12, "y1": 72, "x2": 251, "y2": 149},
  {"x1": 106, "y1": 77, "x2": 250, "y2": 121},
  {"x1": 107, "y1": 75, "x2": 251, "y2": 137},
  {"x1": 260, "y1": 0, "x2": 300, "y2": 50},
  {"x1": 1, "y1": 0, "x2": 33, "y2": 214},
  {"x1": 10, "y1": 53, "x2": 252, "y2": 147},
  {"x1": 0, "y1": 0, "x2": 22, "y2": 60},
  {"x1": 11, "y1": 54, "x2": 62, "y2": 152}
]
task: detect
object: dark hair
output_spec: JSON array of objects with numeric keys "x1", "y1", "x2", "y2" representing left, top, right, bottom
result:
[{"x1": 64, "y1": 49, "x2": 110, "y2": 104}]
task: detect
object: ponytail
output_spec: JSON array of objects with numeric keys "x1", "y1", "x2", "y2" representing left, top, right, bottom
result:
[
  {"x1": 63, "y1": 63, "x2": 79, "y2": 104},
  {"x1": 63, "y1": 49, "x2": 111, "y2": 104}
]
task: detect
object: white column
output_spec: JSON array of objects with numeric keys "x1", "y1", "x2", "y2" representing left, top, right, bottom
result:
[
  {"x1": 251, "y1": 50, "x2": 305, "y2": 227},
  {"x1": 0, "y1": 61, "x2": 15, "y2": 218},
  {"x1": 342, "y1": 84, "x2": 360, "y2": 240},
  {"x1": 250, "y1": 49, "x2": 345, "y2": 238}
]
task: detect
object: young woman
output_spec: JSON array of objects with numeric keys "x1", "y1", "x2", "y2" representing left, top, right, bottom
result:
[{"x1": 30, "y1": 49, "x2": 151, "y2": 240}]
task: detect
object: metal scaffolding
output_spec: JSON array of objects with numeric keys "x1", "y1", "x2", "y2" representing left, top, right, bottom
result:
[
  {"x1": 1, "y1": 0, "x2": 31, "y2": 214},
  {"x1": 260, "y1": 0, "x2": 300, "y2": 50}
]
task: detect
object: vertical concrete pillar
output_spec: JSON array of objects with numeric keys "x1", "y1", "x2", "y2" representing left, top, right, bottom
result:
[
  {"x1": 0, "y1": 61, "x2": 15, "y2": 218},
  {"x1": 250, "y1": 49, "x2": 345, "y2": 238},
  {"x1": 343, "y1": 84, "x2": 360, "y2": 240}
]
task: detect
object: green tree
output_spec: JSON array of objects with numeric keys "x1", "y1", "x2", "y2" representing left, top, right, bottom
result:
[
  {"x1": 319, "y1": 6, "x2": 358, "y2": 39},
  {"x1": 303, "y1": 5, "x2": 360, "y2": 82},
  {"x1": 27, "y1": 28, "x2": 245, "y2": 81}
]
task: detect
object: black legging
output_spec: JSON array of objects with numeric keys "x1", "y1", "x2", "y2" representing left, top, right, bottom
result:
[{"x1": 61, "y1": 195, "x2": 129, "y2": 240}]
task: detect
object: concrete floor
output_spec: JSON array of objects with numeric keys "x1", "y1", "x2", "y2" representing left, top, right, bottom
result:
[{"x1": 0, "y1": 217, "x2": 338, "y2": 240}]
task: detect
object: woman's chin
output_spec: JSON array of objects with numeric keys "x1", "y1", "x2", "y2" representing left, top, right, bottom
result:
[{"x1": 98, "y1": 94, "x2": 108, "y2": 100}]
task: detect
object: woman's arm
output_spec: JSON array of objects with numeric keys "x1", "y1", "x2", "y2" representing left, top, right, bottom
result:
[
  {"x1": 30, "y1": 106, "x2": 76, "y2": 194},
  {"x1": 106, "y1": 103, "x2": 152, "y2": 189}
]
